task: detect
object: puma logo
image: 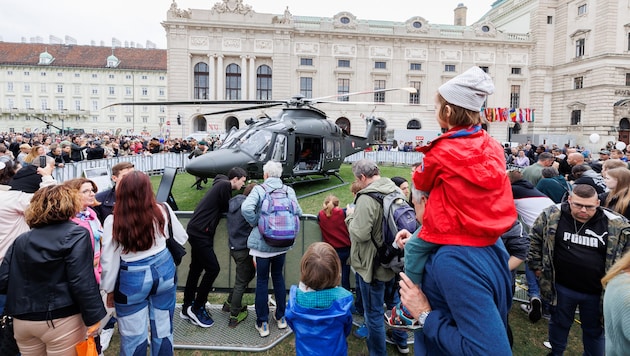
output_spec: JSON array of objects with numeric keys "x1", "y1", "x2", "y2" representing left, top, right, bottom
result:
[{"x1": 584, "y1": 229, "x2": 607, "y2": 245}]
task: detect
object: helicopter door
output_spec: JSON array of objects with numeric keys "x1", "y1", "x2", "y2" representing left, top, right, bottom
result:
[
  {"x1": 293, "y1": 135, "x2": 322, "y2": 173},
  {"x1": 322, "y1": 138, "x2": 342, "y2": 173}
]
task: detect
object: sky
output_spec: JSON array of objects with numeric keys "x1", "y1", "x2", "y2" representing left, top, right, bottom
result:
[{"x1": 0, "y1": 0, "x2": 495, "y2": 49}]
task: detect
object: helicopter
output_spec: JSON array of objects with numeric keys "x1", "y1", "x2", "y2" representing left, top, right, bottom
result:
[{"x1": 104, "y1": 87, "x2": 415, "y2": 183}]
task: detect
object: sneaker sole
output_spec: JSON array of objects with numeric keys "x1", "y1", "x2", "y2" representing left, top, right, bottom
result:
[
  {"x1": 529, "y1": 298, "x2": 542, "y2": 323},
  {"x1": 187, "y1": 307, "x2": 214, "y2": 328},
  {"x1": 383, "y1": 311, "x2": 423, "y2": 330}
]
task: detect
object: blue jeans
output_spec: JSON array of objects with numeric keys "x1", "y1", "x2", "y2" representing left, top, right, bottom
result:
[
  {"x1": 115, "y1": 248, "x2": 177, "y2": 356},
  {"x1": 336, "y1": 247, "x2": 351, "y2": 291},
  {"x1": 254, "y1": 254, "x2": 286, "y2": 326},
  {"x1": 524, "y1": 264, "x2": 540, "y2": 298},
  {"x1": 548, "y1": 283, "x2": 604, "y2": 356},
  {"x1": 358, "y1": 275, "x2": 407, "y2": 356}
]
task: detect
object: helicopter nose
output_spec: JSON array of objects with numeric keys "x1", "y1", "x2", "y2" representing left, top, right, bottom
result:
[{"x1": 185, "y1": 149, "x2": 252, "y2": 178}]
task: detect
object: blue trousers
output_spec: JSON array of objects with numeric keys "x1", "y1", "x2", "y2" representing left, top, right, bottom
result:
[
  {"x1": 254, "y1": 254, "x2": 286, "y2": 326},
  {"x1": 115, "y1": 248, "x2": 177, "y2": 356},
  {"x1": 548, "y1": 283, "x2": 604, "y2": 356}
]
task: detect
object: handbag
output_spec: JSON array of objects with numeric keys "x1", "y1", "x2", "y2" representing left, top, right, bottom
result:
[
  {"x1": 75, "y1": 336, "x2": 98, "y2": 356},
  {"x1": 0, "y1": 315, "x2": 19, "y2": 356},
  {"x1": 160, "y1": 203, "x2": 186, "y2": 265}
]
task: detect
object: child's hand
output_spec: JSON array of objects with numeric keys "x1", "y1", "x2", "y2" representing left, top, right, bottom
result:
[{"x1": 395, "y1": 229, "x2": 412, "y2": 249}]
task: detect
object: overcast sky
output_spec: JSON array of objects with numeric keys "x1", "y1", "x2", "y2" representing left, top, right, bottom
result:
[{"x1": 0, "y1": 0, "x2": 495, "y2": 49}]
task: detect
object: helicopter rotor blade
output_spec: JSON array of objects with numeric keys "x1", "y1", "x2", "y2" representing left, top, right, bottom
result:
[
  {"x1": 202, "y1": 102, "x2": 285, "y2": 116},
  {"x1": 308, "y1": 87, "x2": 417, "y2": 103},
  {"x1": 101, "y1": 100, "x2": 287, "y2": 110},
  {"x1": 314, "y1": 100, "x2": 417, "y2": 107}
]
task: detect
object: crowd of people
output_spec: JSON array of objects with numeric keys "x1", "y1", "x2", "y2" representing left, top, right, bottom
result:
[{"x1": 1, "y1": 65, "x2": 630, "y2": 356}]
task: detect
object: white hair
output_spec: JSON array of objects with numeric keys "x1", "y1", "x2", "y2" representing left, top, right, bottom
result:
[{"x1": 263, "y1": 160, "x2": 283, "y2": 178}]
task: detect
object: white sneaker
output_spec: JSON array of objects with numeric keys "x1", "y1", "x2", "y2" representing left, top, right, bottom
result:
[
  {"x1": 256, "y1": 321, "x2": 270, "y2": 337},
  {"x1": 100, "y1": 327, "x2": 115, "y2": 351},
  {"x1": 543, "y1": 341, "x2": 552, "y2": 349},
  {"x1": 519, "y1": 304, "x2": 530, "y2": 313},
  {"x1": 273, "y1": 314, "x2": 288, "y2": 329}
]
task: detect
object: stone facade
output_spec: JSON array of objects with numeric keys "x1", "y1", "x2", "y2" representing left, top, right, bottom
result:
[{"x1": 163, "y1": 0, "x2": 533, "y2": 142}]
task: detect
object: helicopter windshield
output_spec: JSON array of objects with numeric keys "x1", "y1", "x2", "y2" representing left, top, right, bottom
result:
[
  {"x1": 219, "y1": 127, "x2": 247, "y2": 149},
  {"x1": 236, "y1": 130, "x2": 273, "y2": 157}
]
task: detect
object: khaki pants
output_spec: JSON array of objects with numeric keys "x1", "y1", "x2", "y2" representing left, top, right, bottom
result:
[{"x1": 14, "y1": 313, "x2": 86, "y2": 356}]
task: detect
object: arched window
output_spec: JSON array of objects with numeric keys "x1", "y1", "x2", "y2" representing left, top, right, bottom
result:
[
  {"x1": 194, "y1": 62, "x2": 209, "y2": 100},
  {"x1": 335, "y1": 117, "x2": 351, "y2": 134},
  {"x1": 226, "y1": 63, "x2": 241, "y2": 100},
  {"x1": 226, "y1": 116, "x2": 239, "y2": 131},
  {"x1": 407, "y1": 119, "x2": 421, "y2": 129},
  {"x1": 619, "y1": 118, "x2": 630, "y2": 130},
  {"x1": 256, "y1": 65, "x2": 272, "y2": 100},
  {"x1": 193, "y1": 115, "x2": 207, "y2": 132}
]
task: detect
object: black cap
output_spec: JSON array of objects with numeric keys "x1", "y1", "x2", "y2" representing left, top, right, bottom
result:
[{"x1": 9, "y1": 165, "x2": 42, "y2": 193}]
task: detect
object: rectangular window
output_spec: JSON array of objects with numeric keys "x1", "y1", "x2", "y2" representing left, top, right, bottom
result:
[
  {"x1": 547, "y1": 16, "x2": 553, "y2": 24},
  {"x1": 74, "y1": 85, "x2": 81, "y2": 95},
  {"x1": 159, "y1": 76, "x2": 165, "y2": 81},
  {"x1": 109, "y1": 74, "x2": 115, "y2": 79},
  {"x1": 125, "y1": 87, "x2": 132, "y2": 96},
  {"x1": 57, "y1": 72, "x2": 62, "y2": 77},
  {"x1": 571, "y1": 110, "x2": 581, "y2": 125},
  {"x1": 574, "y1": 76, "x2": 584, "y2": 89},
  {"x1": 626, "y1": 73, "x2": 630, "y2": 86},
  {"x1": 142, "y1": 88, "x2": 148, "y2": 96},
  {"x1": 75, "y1": 73, "x2": 80, "y2": 78},
  {"x1": 337, "y1": 79, "x2": 350, "y2": 102},
  {"x1": 126, "y1": 116, "x2": 132, "y2": 123},
  {"x1": 24, "y1": 71, "x2": 29, "y2": 76},
  {"x1": 109, "y1": 86, "x2": 115, "y2": 95},
  {"x1": 410, "y1": 63, "x2": 422, "y2": 71},
  {"x1": 41, "y1": 99, "x2": 48, "y2": 110},
  {"x1": 142, "y1": 116, "x2": 148, "y2": 123},
  {"x1": 40, "y1": 72, "x2": 46, "y2": 76},
  {"x1": 92, "y1": 100, "x2": 99, "y2": 111},
  {"x1": 75, "y1": 100, "x2": 81, "y2": 110},
  {"x1": 511, "y1": 67, "x2": 522, "y2": 75},
  {"x1": 142, "y1": 105, "x2": 148, "y2": 113},
  {"x1": 628, "y1": 33, "x2": 630, "y2": 51},
  {"x1": 7, "y1": 99, "x2": 14, "y2": 109},
  {"x1": 409, "y1": 81, "x2": 421, "y2": 104},
  {"x1": 375, "y1": 61, "x2": 387, "y2": 69},
  {"x1": 92, "y1": 87, "x2": 98, "y2": 95},
  {"x1": 578, "y1": 4, "x2": 587, "y2": 15},
  {"x1": 300, "y1": 77, "x2": 313, "y2": 98},
  {"x1": 57, "y1": 84, "x2": 63, "y2": 94},
  {"x1": 24, "y1": 83, "x2": 30, "y2": 92},
  {"x1": 92, "y1": 116, "x2": 98, "y2": 123},
  {"x1": 576, "y1": 38, "x2": 585, "y2": 57},
  {"x1": 92, "y1": 73, "x2": 98, "y2": 79},
  {"x1": 7, "y1": 71, "x2": 12, "y2": 75},
  {"x1": 126, "y1": 74, "x2": 132, "y2": 80},
  {"x1": 374, "y1": 80, "x2": 386, "y2": 103},
  {"x1": 338, "y1": 59, "x2": 350, "y2": 68},
  {"x1": 24, "y1": 99, "x2": 31, "y2": 109},
  {"x1": 510, "y1": 85, "x2": 521, "y2": 108},
  {"x1": 109, "y1": 116, "x2": 115, "y2": 122},
  {"x1": 445, "y1": 64, "x2": 456, "y2": 72},
  {"x1": 7, "y1": 82, "x2": 13, "y2": 92},
  {"x1": 159, "y1": 88, "x2": 165, "y2": 96},
  {"x1": 57, "y1": 99, "x2": 64, "y2": 111},
  {"x1": 300, "y1": 58, "x2": 313, "y2": 66}
]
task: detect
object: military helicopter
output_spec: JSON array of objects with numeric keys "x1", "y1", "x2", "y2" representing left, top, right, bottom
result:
[{"x1": 105, "y1": 87, "x2": 414, "y2": 182}]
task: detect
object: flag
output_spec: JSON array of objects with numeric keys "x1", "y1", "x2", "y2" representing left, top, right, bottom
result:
[{"x1": 509, "y1": 108, "x2": 517, "y2": 122}]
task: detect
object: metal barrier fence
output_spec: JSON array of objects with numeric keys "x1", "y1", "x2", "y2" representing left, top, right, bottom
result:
[{"x1": 52, "y1": 151, "x2": 424, "y2": 182}]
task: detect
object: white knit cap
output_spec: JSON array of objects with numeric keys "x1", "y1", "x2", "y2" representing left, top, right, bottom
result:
[{"x1": 438, "y1": 66, "x2": 494, "y2": 111}]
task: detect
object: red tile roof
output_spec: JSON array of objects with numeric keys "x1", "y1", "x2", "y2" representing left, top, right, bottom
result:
[{"x1": 0, "y1": 42, "x2": 166, "y2": 71}]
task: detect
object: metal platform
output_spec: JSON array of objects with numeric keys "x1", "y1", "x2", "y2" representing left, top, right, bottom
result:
[{"x1": 173, "y1": 304, "x2": 292, "y2": 352}]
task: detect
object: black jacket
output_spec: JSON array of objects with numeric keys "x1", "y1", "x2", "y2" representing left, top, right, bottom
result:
[
  {"x1": 93, "y1": 187, "x2": 115, "y2": 224},
  {"x1": 0, "y1": 221, "x2": 106, "y2": 325},
  {"x1": 186, "y1": 176, "x2": 232, "y2": 243}
]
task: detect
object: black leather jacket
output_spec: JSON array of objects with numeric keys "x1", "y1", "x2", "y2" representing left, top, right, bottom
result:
[{"x1": 0, "y1": 221, "x2": 106, "y2": 325}]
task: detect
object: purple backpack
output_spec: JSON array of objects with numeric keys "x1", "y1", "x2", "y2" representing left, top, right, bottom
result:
[{"x1": 257, "y1": 184, "x2": 300, "y2": 247}]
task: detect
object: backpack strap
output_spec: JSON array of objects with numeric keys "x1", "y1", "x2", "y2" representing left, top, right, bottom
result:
[{"x1": 356, "y1": 191, "x2": 386, "y2": 250}]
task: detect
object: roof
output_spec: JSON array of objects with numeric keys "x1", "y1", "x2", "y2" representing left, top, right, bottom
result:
[{"x1": 0, "y1": 42, "x2": 166, "y2": 71}]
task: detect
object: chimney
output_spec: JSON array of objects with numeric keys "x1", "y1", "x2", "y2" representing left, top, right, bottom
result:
[
  {"x1": 49, "y1": 35, "x2": 63, "y2": 44},
  {"x1": 454, "y1": 3, "x2": 467, "y2": 26},
  {"x1": 65, "y1": 35, "x2": 77, "y2": 45}
]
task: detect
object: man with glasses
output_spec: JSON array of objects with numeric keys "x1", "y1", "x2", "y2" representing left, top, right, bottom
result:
[{"x1": 529, "y1": 184, "x2": 630, "y2": 356}]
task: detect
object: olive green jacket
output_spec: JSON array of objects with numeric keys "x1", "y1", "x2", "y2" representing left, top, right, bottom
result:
[
  {"x1": 345, "y1": 177, "x2": 397, "y2": 284},
  {"x1": 528, "y1": 203, "x2": 630, "y2": 308}
]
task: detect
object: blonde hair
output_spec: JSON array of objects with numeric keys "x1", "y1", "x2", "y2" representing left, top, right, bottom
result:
[
  {"x1": 602, "y1": 250, "x2": 630, "y2": 287},
  {"x1": 602, "y1": 159, "x2": 628, "y2": 171},
  {"x1": 300, "y1": 242, "x2": 341, "y2": 290},
  {"x1": 322, "y1": 194, "x2": 340, "y2": 217},
  {"x1": 24, "y1": 145, "x2": 42, "y2": 164},
  {"x1": 604, "y1": 167, "x2": 630, "y2": 215}
]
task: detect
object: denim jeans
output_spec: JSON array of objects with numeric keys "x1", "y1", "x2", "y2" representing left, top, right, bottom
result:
[
  {"x1": 227, "y1": 249, "x2": 256, "y2": 316},
  {"x1": 254, "y1": 254, "x2": 286, "y2": 326},
  {"x1": 524, "y1": 264, "x2": 540, "y2": 298},
  {"x1": 548, "y1": 283, "x2": 604, "y2": 356},
  {"x1": 358, "y1": 274, "x2": 407, "y2": 356},
  {"x1": 115, "y1": 248, "x2": 177, "y2": 356},
  {"x1": 335, "y1": 247, "x2": 351, "y2": 291}
]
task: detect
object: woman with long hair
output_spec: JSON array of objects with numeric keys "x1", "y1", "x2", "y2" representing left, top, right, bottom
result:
[
  {"x1": 23, "y1": 144, "x2": 44, "y2": 165},
  {"x1": 100, "y1": 171, "x2": 187, "y2": 355},
  {"x1": 601, "y1": 251, "x2": 630, "y2": 355},
  {"x1": 601, "y1": 167, "x2": 630, "y2": 219},
  {"x1": 0, "y1": 185, "x2": 105, "y2": 355}
]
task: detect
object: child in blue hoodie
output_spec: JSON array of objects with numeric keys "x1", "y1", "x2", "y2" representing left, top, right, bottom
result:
[{"x1": 285, "y1": 242, "x2": 353, "y2": 356}]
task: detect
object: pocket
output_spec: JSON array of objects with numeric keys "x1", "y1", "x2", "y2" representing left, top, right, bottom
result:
[{"x1": 115, "y1": 268, "x2": 148, "y2": 304}]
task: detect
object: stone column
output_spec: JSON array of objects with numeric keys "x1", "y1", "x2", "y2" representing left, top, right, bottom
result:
[
  {"x1": 208, "y1": 54, "x2": 215, "y2": 100},
  {"x1": 216, "y1": 55, "x2": 224, "y2": 100},
  {"x1": 240, "y1": 55, "x2": 248, "y2": 100},
  {"x1": 249, "y1": 56, "x2": 256, "y2": 100}
]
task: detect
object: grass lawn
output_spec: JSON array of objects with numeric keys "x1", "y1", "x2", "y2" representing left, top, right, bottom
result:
[{"x1": 102, "y1": 163, "x2": 585, "y2": 355}]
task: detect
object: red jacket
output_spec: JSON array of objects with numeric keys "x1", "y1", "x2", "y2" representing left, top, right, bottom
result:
[
  {"x1": 318, "y1": 208, "x2": 351, "y2": 249},
  {"x1": 412, "y1": 125, "x2": 516, "y2": 246}
]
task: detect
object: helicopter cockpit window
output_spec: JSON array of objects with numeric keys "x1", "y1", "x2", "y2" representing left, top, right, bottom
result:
[
  {"x1": 334, "y1": 141, "x2": 341, "y2": 158},
  {"x1": 220, "y1": 128, "x2": 246, "y2": 149},
  {"x1": 271, "y1": 134, "x2": 287, "y2": 162},
  {"x1": 237, "y1": 130, "x2": 272, "y2": 158}
]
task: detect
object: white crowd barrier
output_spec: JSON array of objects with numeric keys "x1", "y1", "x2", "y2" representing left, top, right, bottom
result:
[{"x1": 344, "y1": 151, "x2": 424, "y2": 166}]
